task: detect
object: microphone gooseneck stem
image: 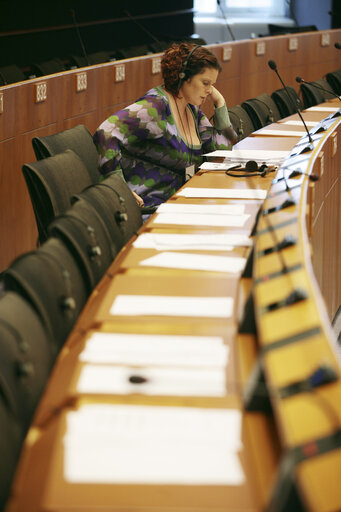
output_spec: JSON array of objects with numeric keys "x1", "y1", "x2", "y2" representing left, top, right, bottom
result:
[
  {"x1": 269, "y1": 61, "x2": 313, "y2": 145},
  {"x1": 296, "y1": 77, "x2": 341, "y2": 102},
  {"x1": 71, "y1": 9, "x2": 90, "y2": 66},
  {"x1": 217, "y1": 0, "x2": 236, "y2": 41}
]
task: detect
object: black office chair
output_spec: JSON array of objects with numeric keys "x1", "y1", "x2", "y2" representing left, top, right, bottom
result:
[
  {"x1": 1, "y1": 237, "x2": 88, "y2": 352},
  {"x1": 30, "y1": 58, "x2": 66, "y2": 77},
  {"x1": 22, "y1": 149, "x2": 93, "y2": 243},
  {"x1": 0, "y1": 291, "x2": 54, "y2": 433},
  {"x1": 48, "y1": 199, "x2": 118, "y2": 293},
  {"x1": 242, "y1": 93, "x2": 281, "y2": 130},
  {"x1": 74, "y1": 173, "x2": 143, "y2": 245},
  {"x1": 0, "y1": 397, "x2": 23, "y2": 510},
  {"x1": 68, "y1": 51, "x2": 112, "y2": 68},
  {"x1": 299, "y1": 79, "x2": 334, "y2": 109},
  {"x1": 32, "y1": 124, "x2": 100, "y2": 185},
  {"x1": 0, "y1": 65, "x2": 26, "y2": 85},
  {"x1": 271, "y1": 86, "x2": 303, "y2": 117},
  {"x1": 228, "y1": 105, "x2": 256, "y2": 141},
  {"x1": 326, "y1": 69, "x2": 341, "y2": 95}
]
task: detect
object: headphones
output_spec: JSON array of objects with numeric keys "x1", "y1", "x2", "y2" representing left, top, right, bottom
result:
[
  {"x1": 178, "y1": 45, "x2": 201, "y2": 89},
  {"x1": 225, "y1": 160, "x2": 270, "y2": 177}
]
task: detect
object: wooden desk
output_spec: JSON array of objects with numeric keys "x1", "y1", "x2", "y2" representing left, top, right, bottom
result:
[{"x1": 6, "y1": 103, "x2": 341, "y2": 512}]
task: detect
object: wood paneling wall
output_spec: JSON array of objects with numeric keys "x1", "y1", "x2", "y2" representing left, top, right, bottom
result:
[{"x1": 0, "y1": 29, "x2": 340, "y2": 272}]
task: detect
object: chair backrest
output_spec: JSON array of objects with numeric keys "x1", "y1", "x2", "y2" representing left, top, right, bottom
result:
[
  {"x1": 241, "y1": 93, "x2": 281, "y2": 130},
  {"x1": 228, "y1": 105, "x2": 256, "y2": 141},
  {"x1": 299, "y1": 82, "x2": 325, "y2": 108},
  {"x1": 0, "y1": 291, "x2": 54, "y2": 432},
  {"x1": 0, "y1": 397, "x2": 23, "y2": 510},
  {"x1": 271, "y1": 86, "x2": 303, "y2": 117},
  {"x1": 0, "y1": 65, "x2": 26, "y2": 85},
  {"x1": 32, "y1": 124, "x2": 100, "y2": 184},
  {"x1": 48, "y1": 199, "x2": 118, "y2": 292},
  {"x1": 74, "y1": 173, "x2": 143, "y2": 245},
  {"x1": 326, "y1": 69, "x2": 341, "y2": 95},
  {"x1": 22, "y1": 149, "x2": 93, "y2": 242},
  {"x1": 1, "y1": 237, "x2": 88, "y2": 351},
  {"x1": 30, "y1": 58, "x2": 66, "y2": 77}
]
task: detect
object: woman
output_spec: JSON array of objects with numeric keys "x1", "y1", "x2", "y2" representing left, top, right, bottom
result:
[{"x1": 93, "y1": 42, "x2": 238, "y2": 208}]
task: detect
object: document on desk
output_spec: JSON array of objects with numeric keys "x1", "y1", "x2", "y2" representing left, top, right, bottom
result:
[
  {"x1": 139, "y1": 251, "x2": 246, "y2": 273},
  {"x1": 156, "y1": 203, "x2": 245, "y2": 215},
  {"x1": 80, "y1": 332, "x2": 229, "y2": 368},
  {"x1": 255, "y1": 129, "x2": 306, "y2": 137},
  {"x1": 281, "y1": 120, "x2": 319, "y2": 127},
  {"x1": 306, "y1": 106, "x2": 340, "y2": 112},
  {"x1": 133, "y1": 232, "x2": 252, "y2": 250},
  {"x1": 110, "y1": 295, "x2": 234, "y2": 318},
  {"x1": 203, "y1": 148, "x2": 289, "y2": 166},
  {"x1": 153, "y1": 212, "x2": 250, "y2": 227},
  {"x1": 64, "y1": 404, "x2": 245, "y2": 485},
  {"x1": 177, "y1": 187, "x2": 267, "y2": 200},
  {"x1": 76, "y1": 364, "x2": 227, "y2": 397}
]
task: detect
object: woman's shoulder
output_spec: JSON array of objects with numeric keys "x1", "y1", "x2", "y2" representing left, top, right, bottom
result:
[{"x1": 136, "y1": 86, "x2": 169, "y2": 109}]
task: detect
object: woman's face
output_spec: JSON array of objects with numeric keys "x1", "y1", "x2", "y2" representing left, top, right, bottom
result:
[{"x1": 181, "y1": 67, "x2": 219, "y2": 105}]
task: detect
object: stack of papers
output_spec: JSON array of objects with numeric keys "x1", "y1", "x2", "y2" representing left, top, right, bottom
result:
[
  {"x1": 64, "y1": 403, "x2": 244, "y2": 485},
  {"x1": 133, "y1": 233, "x2": 251, "y2": 251},
  {"x1": 139, "y1": 251, "x2": 246, "y2": 273},
  {"x1": 80, "y1": 332, "x2": 229, "y2": 368},
  {"x1": 176, "y1": 187, "x2": 267, "y2": 200},
  {"x1": 110, "y1": 295, "x2": 234, "y2": 318},
  {"x1": 203, "y1": 149, "x2": 289, "y2": 167}
]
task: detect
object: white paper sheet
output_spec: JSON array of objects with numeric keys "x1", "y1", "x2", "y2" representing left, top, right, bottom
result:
[
  {"x1": 80, "y1": 332, "x2": 229, "y2": 367},
  {"x1": 199, "y1": 161, "x2": 234, "y2": 170},
  {"x1": 156, "y1": 203, "x2": 245, "y2": 215},
  {"x1": 256, "y1": 129, "x2": 305, "y2": 137},
  {"x1": 139, "y1": 251, "x2": 246, "y2": 273},
  {"x1": 110, "y1": 295, "x2": 234, "y2": 318},
  {"x1": 154, "y1": 212, "x2": 250, "y2": 227},
  {"x1": 306, "y1": 106, "x2": 340, "y2": 112},
  {"x1": 203, "y1": 149, "x2": 289, "y2": 162},
  {"x1": 177, "y1": 187, "x2": 267, "y2": 200},
  {"x1": 132, "y1": 233, "x2": 251, "y2": 251},
  {"x1": 64, "y1": 404, "x2": 244, "y2": 485},
  {"x1": 76, "y1": 364, "x2": 227, "y2": 397},
  {"x1": 281, "y1": 120, "x2": 318, "y2": 127}
]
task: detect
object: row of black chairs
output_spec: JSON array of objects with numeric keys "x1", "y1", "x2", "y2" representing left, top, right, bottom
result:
[
  {"x1": 227, "y1": 72, "x2": 340, "y2": 143},
  {"x1": 0, "y1": 125, "x2": 144, "y2": 508},
  {"x1": 0, "y1": 39, "x2": 178, "y2": 84}
]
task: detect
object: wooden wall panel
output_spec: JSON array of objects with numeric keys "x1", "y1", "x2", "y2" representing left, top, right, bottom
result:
[
  {"x1": 0, "y1": 86, "x2": 16, "y2": 140},
  {"x1": 16, "y1": 78, "x2": 60, "y2": 134}
]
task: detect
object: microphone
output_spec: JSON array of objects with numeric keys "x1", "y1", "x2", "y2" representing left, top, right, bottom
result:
[
  {"x1": 296, "y1": 76, "x2": 341, "y2": 101},
  {"x1": 217, "y1": 0, "x2": 236, "y2": 41},
  {"x1": 71, "y1": 9, "x2": 90, "y2": 66},
  {"x1": 268, "y1": 60, "x2": 314, "y2": 152},
  {"x1": 288, "y1": 169, "x2": 319, "y2": 181},
  {"x1": 335, "y1": 42, "x2": 341, "y2": 49},
  {"x1": 123, "y1": 10, "x2": 163, "y2": 52}
]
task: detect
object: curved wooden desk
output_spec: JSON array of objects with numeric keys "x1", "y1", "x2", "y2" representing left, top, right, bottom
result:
[{"x1": 5, "y1": 102, "x2": 341, "y2": 512}]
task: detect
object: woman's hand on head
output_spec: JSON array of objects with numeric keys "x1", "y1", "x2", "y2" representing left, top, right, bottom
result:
[
  {"x1": 132, "y1": 190, "x2": 144, "y2": 207},
  {"x1": 209, "y1": 86, "x2": 225, "y2": 108}
]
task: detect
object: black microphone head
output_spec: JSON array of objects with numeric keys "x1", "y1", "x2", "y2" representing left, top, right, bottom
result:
[
  {"x1": 296, "y1": 76, "x2": 303, "y2": 83},
  {"x1": 245, "y1": 160, "x2": 258, "y2": 172},
  {"x1": 335, "y1": 42, "x2": 341, "y2": 49},
  {"x1": 268, "y1": 60, "x2": 277, "y2": 70}
]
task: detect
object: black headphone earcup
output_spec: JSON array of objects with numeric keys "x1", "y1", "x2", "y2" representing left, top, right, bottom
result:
[{"x1": 245, "y1": 160, "x2": 258, "y2": 172}]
